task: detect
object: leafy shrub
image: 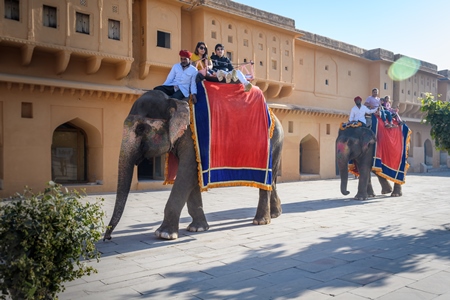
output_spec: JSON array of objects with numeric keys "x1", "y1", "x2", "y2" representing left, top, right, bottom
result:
[
  {"x1": 0, "y1": 182, "x2": 105, "y2": 300},
  {"x1": 421, "y1": 92, "x2": 450, "y2": 153}
]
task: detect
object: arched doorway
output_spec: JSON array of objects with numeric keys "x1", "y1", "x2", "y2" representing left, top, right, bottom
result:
[
  {"x1": 299, "y1": 134, "x2": 320, "y2": 174},
  {"x1": 424, "y1": 139, "x2": 433, "y2": 166},
  {"x1": 51, "y1": 123, "x2": 87, "y2": 183}
]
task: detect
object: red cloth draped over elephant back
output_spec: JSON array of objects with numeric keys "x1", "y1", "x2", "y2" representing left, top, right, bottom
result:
[
  {"x1": 349, "y1": 115, "x2": 412, "y2": 184},
  {"x1": 164, "y1": 80, "x2": 275, "y2": 191}
]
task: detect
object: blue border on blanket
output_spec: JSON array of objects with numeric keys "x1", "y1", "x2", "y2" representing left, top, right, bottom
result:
[
  {"x1": 193, "y1": 81, "x2": 273, "y2": 189},
  {"x1": 370, "y1": 115, "x2": 410, "y2": 183}
]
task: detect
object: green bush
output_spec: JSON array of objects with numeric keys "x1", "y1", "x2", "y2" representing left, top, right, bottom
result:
[
  {"x1": 0, "y1": 182, "x2": 105, "y2": 300},
  {"x1": 421, "y1": 92, "x2": 450, "y2": 153}
]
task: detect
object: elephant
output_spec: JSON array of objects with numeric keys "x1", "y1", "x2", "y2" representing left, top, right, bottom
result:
[
  {"x1": 336, "y1": 126, "x2": 402, "y2": 200},
  {"x1": 103, "y1": 90, "x2": 284, "y2": 240}
]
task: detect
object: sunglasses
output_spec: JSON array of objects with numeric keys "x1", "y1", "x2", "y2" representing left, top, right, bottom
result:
[
  {"x1": 216, "y1": 48, "x2": 224, "y2": 51},
  {"x1": 199, "y1": 46, "x2": 206, "y2": 50}
]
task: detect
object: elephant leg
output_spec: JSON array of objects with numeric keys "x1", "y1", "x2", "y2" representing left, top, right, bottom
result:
[
  {"x1": 155, "y1": 134, "x2": 199, "y2": 240},
  {"x1": 270, "y1": 185, "x2": 282, "y2": 218},
  {"x1": 355, "y1": 177, "x2": 369, "y2": 200},
  {"x1": 155, "y1": 191, "x2": 188, "y2": 240},
  {"x1": 391, "y1": 183, "x2": 402, "y2": 197},
  {"x1": 376, "y1": 174, "x2": 393, "y2": 194},
  {"x1": 186, "y1": 185, "x2": 209, "y2": 232},
  {"x1": 366, "y1": 175, "x2": 376, "y2": 198},
  {"x1": 355, "y1": 166, "x2": 372, "y2": 200},
  {"x1": 253, "y1": 189, "x2": 271, "y2": 225}
]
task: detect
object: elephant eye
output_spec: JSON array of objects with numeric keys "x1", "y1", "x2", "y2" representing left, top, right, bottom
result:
[{"x1": 135, "y1": 123, "x2": 150, "y2": 136}]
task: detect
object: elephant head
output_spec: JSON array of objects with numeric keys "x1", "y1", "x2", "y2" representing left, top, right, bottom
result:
[
  {"x1": 336, "y1": 127, "x2": 376, "y2": 196},
  {"x1": 104, "y1": 91, "x2": 190, "y2": 240}
]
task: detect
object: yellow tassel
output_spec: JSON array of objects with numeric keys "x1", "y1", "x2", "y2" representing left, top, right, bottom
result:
[{"x1": 268, "y1": 108, "x2": 275, "y2": 139}]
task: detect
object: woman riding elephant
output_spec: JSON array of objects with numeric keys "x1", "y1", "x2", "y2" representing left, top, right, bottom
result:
[
  {"x1": 103, "y1": 90, "x2": 284, "y2": 240},
  {"x1": 336, "y1": 125, "x2": 402, "y2": 200}
]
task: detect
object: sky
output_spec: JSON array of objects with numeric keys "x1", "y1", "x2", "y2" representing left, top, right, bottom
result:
[{"x1": 235, "y1": 0, "x2": 450, "y2": 71}]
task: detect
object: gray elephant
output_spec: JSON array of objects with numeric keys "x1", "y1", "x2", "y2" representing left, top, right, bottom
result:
[
  {"x1": 336, "y1": 126, "x2": 402, "y2": 200},
  {"x1": 104, "y1": 90, "x2": 284, "y2": 240}
]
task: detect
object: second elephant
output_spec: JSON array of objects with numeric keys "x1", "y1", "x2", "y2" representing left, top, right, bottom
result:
[{"x1": 336, "y1": 126, "x2": 402, "y2": 200}]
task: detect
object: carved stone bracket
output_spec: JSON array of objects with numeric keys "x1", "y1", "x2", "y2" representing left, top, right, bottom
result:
[
  {"x1": 116, "y1": 60, "x2": 132, "y2": 79},
  {"x1": 56, "y1": 50, "x2": 72, "y2": 74},
  {"x1": 86, "y1": 56, "x2": 103, "y2": 74},
  {"x1": 266, "y1": 84, "x2": 282, "y2": 98},
  {"x1": 20, "y1": 44, "x2": 35, "y2": 66},
  {"x1": 139, "y1": 61, "x2": 152, "y2": 79}
]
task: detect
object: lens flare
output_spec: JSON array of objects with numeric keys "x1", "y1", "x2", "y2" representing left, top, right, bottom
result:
[{"x1": 388, "y1": 56, "x2": 421, "y2": 81}]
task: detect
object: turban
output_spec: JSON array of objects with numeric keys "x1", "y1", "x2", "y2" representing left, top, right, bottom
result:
[
  {"x1": 179, "y1": 50, "x2": 192, "y2": 59},
  {"x1": 354, "y1": 96, "x2": 362, "y2": 102}
]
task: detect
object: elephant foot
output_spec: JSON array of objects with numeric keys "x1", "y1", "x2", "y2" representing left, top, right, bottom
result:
[
  {"x1": 271, "y1": 211, "x2": 281, "y2": 219},
  {"x1": 391, "y1": 185, "x2": 402, "y2": 197},
  {"x1": 381, "y1": 188, "x2": 393, "y2": 194},
  {"x1": 390, "y1": 191, "x2": 402, "y2": 197},
  {"x1": 186, "y1": 220, "x2": 209, "y2": 232},
  {"x1": 354, "y1": 193, "x2": 370, "y2": 200},
  {"x1": 253, "y1": 217, "x2": 271, "y2": 225},
  {"x1": 270, "y1": 204, "x2": 282, "y2": 219},
  {"x1": 155, "y1": 225, "x2": 179, "y2": 240}
]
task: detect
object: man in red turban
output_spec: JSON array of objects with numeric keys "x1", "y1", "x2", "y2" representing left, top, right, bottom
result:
[
  {"x1": 154, "y1": 50, "x2": 198, "y2": 103},
  {"x1": 348, "y1": 96, "x2": 378, "y2": 126},
  {"x1": 178, "y1": 50, "x2": 192, "y2": 59}
]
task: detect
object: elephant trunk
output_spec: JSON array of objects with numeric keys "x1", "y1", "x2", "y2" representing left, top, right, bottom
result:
[
  {"x1": 104, "y1": 125, "x2": 141, "y2": 241},
  {"x1": 339, "y1": 165, "x2": 350, "y2": 196},
  {"x1": 336, "y1": 141, "x2": 351, "y2": 196}
]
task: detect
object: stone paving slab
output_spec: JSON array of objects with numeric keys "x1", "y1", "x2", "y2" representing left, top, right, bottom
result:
[{"x1": 59, "y1": 171, "x2": 450, "y2": 299}]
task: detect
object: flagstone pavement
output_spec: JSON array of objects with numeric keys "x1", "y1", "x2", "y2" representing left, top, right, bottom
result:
[{"x1": 59, "y1": 171, "x2": 450, "y2": 299}]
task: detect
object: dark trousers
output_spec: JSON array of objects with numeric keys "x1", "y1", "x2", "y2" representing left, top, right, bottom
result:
[{"x1": 153, "y1": 85, "x2": 185, "y2": 100}]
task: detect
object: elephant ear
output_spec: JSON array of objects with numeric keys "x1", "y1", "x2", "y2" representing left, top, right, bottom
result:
[
  {"x1": 168, "y1": 99, "x2": 190, "y2": 146},
  {"x1": 361, "y1": 130, "x2": 376, "y2": 154}
]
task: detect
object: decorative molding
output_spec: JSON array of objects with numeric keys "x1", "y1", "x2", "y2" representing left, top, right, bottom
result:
[
  {"x1": 0, "y1": 73, "x2": 144, "y2": 102},
  {"x1": 1, "y1": 37, "x2": 134, "y2": 77}
]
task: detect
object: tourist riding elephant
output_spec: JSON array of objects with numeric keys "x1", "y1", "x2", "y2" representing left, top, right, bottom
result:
[
  {"x1": 336, "y1": 126, "x2": 402, "y2": 200},
  {"x1": 104, "y1": 90, "x2": 284, "y2": 240}
]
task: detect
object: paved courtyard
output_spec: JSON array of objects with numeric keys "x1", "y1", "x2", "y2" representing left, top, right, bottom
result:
[{"x1": 60, "y1": 171, "x2": 450, "y2": 299}]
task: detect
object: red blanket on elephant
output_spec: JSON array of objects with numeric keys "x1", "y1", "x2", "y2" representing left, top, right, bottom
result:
[
  {"x1": 349, "y1": 115, "x2": 411, "y2": 184},
  {"x1": 164, "y1": 81, "x2": 275, "y2": 191}
]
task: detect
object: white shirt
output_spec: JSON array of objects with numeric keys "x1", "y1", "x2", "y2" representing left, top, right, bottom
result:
[
  {"x1": 163, "y1": 63, "x2": 198, "y2": 97},
  {"x1": 349, "y1": 105, "x2": 378, "y2": 124}
]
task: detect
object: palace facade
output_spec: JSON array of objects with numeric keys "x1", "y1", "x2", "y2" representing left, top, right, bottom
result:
[{"x1": 0, "y1": 0, "x2": 448, "y2": 197}]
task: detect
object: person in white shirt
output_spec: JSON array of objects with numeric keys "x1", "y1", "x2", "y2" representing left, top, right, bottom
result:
[
  {"x1": 349, "y1": 96, "x2": 379, "y2": 126},
  {"x1": 154, "y1": 50, "x2": 198, "y2": 103}
]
